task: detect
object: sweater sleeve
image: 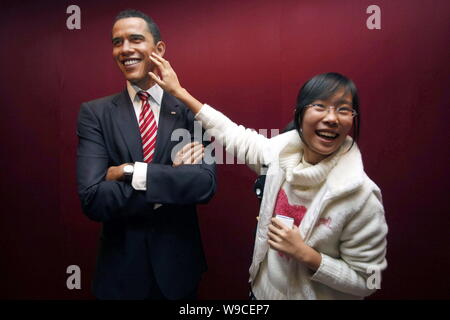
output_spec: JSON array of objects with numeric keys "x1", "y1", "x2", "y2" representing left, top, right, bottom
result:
[
  {"x1": 195, "y1": 104, "x2": 273, "y2": 173},
  {"x1": 310, "y1": 195, "x2": 388, "y2": 298}
]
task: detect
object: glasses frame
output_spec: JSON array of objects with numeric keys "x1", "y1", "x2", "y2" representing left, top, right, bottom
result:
[{"x1": 306, "y1": 104, "x2": 358, "y2": 118}]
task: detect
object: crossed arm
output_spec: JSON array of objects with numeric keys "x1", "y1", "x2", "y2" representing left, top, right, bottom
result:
[
  {"x1": 105, "y1": 141, "x2": 205, "y2": 181},
  {"x1": 76, "y1": 102, "x2": 216, "y2": 222}
]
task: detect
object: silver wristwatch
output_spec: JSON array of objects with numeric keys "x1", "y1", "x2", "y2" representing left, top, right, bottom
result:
[{"x1": 123, "y1": 164, "x2": 134, "y2": 182}]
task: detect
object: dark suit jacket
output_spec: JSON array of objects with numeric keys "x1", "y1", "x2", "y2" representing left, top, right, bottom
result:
[{"x1": 76, "y1": 89, "x2": 216, "y2": 299}]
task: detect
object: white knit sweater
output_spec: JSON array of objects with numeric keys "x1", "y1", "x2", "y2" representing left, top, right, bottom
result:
[
  {"x1": 195, "y1": 104, "x2": 388, "y2": 300},
  {"x1": 254, "y1": 152, "x2": 342, "y2": 299}
]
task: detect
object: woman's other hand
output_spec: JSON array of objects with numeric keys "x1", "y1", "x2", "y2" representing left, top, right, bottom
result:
[{"x1": 268, "y1": 217, "x2": 322, "y2": 271}]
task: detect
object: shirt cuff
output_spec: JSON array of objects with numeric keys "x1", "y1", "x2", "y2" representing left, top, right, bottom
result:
[{"x1": 131, "y1": 162, "x2": 147, "y2": 191}]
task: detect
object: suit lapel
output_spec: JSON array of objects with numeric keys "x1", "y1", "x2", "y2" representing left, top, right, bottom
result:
[
  {"x1": 153, "y1": 91, "x2": 180, "y2": 163},
  {"x1": 113, "y1": 89, "x2": 144, "y2": 162}
]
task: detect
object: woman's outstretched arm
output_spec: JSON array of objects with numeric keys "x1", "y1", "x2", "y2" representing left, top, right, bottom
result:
[{"x1": 148, "y1": 53, "x2": 274, "y2": 172}]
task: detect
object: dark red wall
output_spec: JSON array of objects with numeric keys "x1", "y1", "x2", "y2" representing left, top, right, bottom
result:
[{"x1": 0, "y1": 0, "x2": 448, "y2": 299}]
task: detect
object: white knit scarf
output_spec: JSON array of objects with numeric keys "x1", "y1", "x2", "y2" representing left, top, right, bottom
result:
[{"x1": 278, "y1": 133, "x2": 352, "y2": 188}]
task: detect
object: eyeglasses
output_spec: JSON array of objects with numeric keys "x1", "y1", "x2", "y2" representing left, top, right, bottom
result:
[{"x1": 306, "y1": 104, "x2": 358, "y2": 118}]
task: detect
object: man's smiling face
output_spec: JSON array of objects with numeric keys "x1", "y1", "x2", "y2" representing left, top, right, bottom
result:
[{"x1": 111, "y1": 17, "x2": 164, "y2": 89}]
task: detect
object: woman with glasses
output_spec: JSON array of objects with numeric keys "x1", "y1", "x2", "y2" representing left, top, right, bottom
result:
[{"x1": 148, "y1": 53, "x2": 388, "y2": 300}]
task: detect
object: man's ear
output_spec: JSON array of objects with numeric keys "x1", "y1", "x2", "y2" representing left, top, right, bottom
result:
[{"x1": 155, "y1": 41, "x2": 166, "y2": 57}]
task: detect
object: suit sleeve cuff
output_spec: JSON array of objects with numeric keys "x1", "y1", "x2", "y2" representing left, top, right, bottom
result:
[{"x1": 131, "y1": 162, "x2": 147, "y2": 191}]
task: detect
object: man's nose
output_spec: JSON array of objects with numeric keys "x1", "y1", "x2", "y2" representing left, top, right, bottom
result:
[{"x1": 120, "y1": 40, "x2": 134, "y2": 55}]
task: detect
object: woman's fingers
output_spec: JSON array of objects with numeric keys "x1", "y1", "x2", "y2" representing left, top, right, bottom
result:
[
  {"x1": 149, "y1": 53, "x2": 182, "y2": 96},
  {"x1": 149, "y1": 54, "x2": 163, "y2": 66},
  {"x1": 149, "y1": 56, "x2": 166, "y2": 77},
  {"x1": 151, "y1": 52, "x2": 169, "y2": 65},
  {"x1": 267, "y1": 230, "x2": 282, "y2": 243},
  {"x1": 268, "y1": 239, "x2": 278, "y2": 249},
  {"x1": 268, "y1": 224, "x2": 278, "y2": 234},
  {"x1": 148, "y1": 72, "x2": 163, "y2": 85},
  {"x1": 271, "y1": 217, "x2": 282, "y2": 228},
  {"x1": 271, "y1": 217, "x2": 290, "y2": 232},
  {"x1": 268, "y1": 221, "x2": 293, "y2": 244},
  {"x1": 150, "y1": 53, "x2": 171, "y2": 71},
  {"x1": 150, "y1": 52, "x2": 163, "y2": 60},
  {"x1": 269, "y1": 221, "x2": 287, "y2": 236}
]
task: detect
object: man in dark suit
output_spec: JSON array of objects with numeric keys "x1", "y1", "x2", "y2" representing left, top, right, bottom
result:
[{"x1": 76, "y1": 9, "x2": 216, "y2": 300}]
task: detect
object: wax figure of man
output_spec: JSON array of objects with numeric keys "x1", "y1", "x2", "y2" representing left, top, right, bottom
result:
[{"x1": 76, "y1": 9, "x2": 216, "y2": 300}]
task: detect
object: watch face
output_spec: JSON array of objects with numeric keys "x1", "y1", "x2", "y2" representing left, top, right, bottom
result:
[{"x1": 124, "y1": 165, "x2": 133, "y2": 175}]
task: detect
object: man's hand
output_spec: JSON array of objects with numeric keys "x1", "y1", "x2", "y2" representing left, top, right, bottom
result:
[
  {"x1": 173, "y1": 141, "x2": 205, "y2": 167},
  {"x1": 105, "y1": 163, "x2": 129, "y2": 181}
]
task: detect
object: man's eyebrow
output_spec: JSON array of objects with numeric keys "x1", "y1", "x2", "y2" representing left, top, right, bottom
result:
[{"x1": 129, "y1": 34, "x2": 145, "y2": 39}]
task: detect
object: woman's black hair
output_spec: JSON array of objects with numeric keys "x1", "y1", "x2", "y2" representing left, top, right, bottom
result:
[{"x1": 293, "y1": 72, "x2": 360, "y2": 149}]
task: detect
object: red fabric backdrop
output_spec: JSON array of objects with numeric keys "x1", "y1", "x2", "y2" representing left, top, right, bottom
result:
[{"x1": 0, "y1": 0, "x2": 448, "y2": 299}]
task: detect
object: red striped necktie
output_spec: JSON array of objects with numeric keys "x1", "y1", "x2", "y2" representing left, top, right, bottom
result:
[{"x1": 137, "y1": 91, "x2": 158, "y2": 163}]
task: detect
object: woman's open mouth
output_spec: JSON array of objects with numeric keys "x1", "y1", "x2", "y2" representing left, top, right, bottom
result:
[{"x1": 315, "y1": 130, "x2": 339, "y2": 141}]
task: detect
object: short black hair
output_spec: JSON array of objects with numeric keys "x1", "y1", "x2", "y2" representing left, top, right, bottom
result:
[
  {"x1": 114, "y1": 9, "x2": 162, "y2": 44},
  {"x1": 293, "y1": 72, "x2": 360, "y2": 149}
]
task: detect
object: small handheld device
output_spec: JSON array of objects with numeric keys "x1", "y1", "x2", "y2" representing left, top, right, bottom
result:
[{"x1": 275, "y1": 214, "x2": 294, "y2": 228}]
